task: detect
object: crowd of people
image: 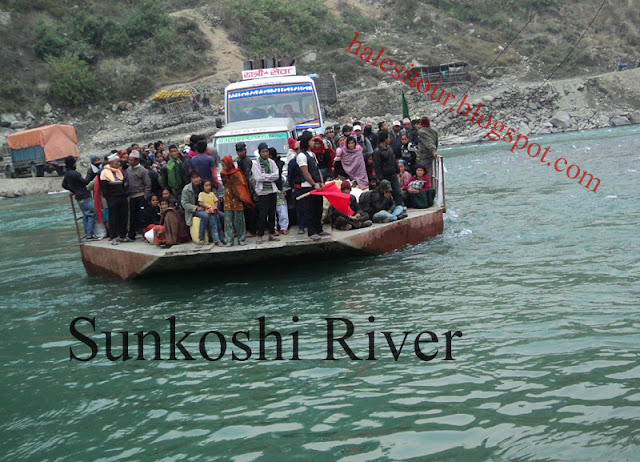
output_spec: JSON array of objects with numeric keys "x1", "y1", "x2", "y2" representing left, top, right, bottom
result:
[{"x1": 62, "y1": 116, "x2": 439, "y2": 248}]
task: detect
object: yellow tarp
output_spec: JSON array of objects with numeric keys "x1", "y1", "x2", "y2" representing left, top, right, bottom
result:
[
  {"x1": 152, "y1": 90, "x2": 193, "y2": 100},
  {"x1": 7, "y1": 124, "x2": 79, "y2": 162}
]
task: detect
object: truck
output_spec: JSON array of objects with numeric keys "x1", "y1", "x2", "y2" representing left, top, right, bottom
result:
[
  {"x1": 213, "y1": 117, "x2": 297, "y2": 161},
  {"x1": 223, "y1": 66, "x2": 324, "y2": 136},
  {"x1": 5, "y1": 124, "x2": 79, "y2": 178}
]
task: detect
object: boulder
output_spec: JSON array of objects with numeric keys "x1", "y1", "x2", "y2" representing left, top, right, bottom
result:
[
  {"x1": 0, "y1": 113, "x2": 16, "y2": 127},
  {"x1": 10, "y1": 120, "x2": 27, "y2": 129},
  {"x1": 610, "y1": 116, "x2": 630, "y2": 127},
  {"x1": 549, "y1": 111, "x2": 571, "y2": 129},
  {"x1": 528, "y1": 102, "x2": 538, "y2": 110},
  {"x1": 25, "y1": 111, "x2": 36, "y2": 120},
  {"x1": 117, "y1": 101, "x2": 128, "y2": 110},
  {"x1": 518, "y1": 121, "x2": 531, "y2": 136},
  {"x1": 629, "y1": 111, "x2": 640, "y2": 124},
  {"x1": 44, "y1": 103, "x2": 52, "y2": 113}
]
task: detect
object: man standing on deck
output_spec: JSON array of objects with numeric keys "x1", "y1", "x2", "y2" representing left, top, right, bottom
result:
[
  {"x1": 373, "y1": 131, "x2": 404, "y2": 208},
  {"x1": 189, "y1": 140, "x2": 217, "y2": 187},
  {"x1": 417, "y1": 116, "x2": 439, "y2": 184},
  {"x1": 62, "y1": 156, "x2": 98, "y2": 240},
  {"x1": 166, "y1": 145, "x2": 185, "y2": 199},
  {"x1": 235, "y1": 142, "x2": 257, "y2": 238},
  {"x1": 127, "y1": 150, "x2": 151, "y2": 241},
  {"x1": 297, "y1": 131, "x2": 328, "y2": 241}
]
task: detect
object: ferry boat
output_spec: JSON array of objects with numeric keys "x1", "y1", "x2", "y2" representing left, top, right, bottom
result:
[{"x1": 73, "y1": 157, "x2": 446, "y2": 280}]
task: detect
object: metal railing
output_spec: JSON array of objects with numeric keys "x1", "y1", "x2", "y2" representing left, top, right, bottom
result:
[{"x1": 69, "y1": 194, "x2": 86, "y2": 244}]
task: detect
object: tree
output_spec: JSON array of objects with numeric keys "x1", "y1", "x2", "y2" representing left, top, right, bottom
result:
[{"x1": 45, "y1": 53, "x2": 97, "y2": 106}]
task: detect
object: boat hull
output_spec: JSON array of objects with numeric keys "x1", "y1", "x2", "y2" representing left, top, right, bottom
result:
[{"x1": 80, "y1": 207, "x2": 444, "y2": 280}]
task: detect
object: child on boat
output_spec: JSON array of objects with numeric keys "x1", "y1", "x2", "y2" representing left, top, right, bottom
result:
[{"x1": 197, "y1": 180, "x2": 223, "y2": 246}]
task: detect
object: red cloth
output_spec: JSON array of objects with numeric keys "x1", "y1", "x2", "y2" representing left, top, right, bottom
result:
[
  {"x1": 311, "y1": 182, "x2": 354, "y2": 216},
  {"x1": 93, "y1": 178, "x2": 104, "y2": 223}
]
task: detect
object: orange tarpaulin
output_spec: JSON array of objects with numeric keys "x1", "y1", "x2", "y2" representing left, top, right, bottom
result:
[{"x1": 7, "y1": 124, "x2": 79, "y2": 162}]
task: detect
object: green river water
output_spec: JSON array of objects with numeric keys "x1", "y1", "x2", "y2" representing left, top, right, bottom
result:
[{"x1": 0, "y1": 126, "x2": 638, "y2": 461}]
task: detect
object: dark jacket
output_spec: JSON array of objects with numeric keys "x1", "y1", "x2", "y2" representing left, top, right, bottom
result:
[
  {"x1": 142, "y1": 204, "x2": 161, "y2": 227},
  {"x1": 373, "y1": 144, "x2": 398, "y2": 180},
  {"x1": 62, "y1": 168, "x2": 92, "y2": 200},
  {"x1": 359, "y1": 188, "x2": 394, "y2": 216},
  {"x1": 236, "y1": 156, "x2": 252, "y2": 181},
  {"x1": 330, "y1": 195, "x2": 361, "y2": 222}
]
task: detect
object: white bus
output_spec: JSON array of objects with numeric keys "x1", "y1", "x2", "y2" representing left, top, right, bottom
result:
[{"x1": 224, "y1": 68, "x2": 324, "y2": 136}]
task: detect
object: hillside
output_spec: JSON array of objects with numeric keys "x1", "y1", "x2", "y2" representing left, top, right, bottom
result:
[{"x1": 0, "y1": 0, "x2": 639, "y2": 168}]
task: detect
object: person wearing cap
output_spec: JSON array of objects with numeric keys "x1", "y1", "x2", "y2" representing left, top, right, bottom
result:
[
  {"x1": 251, "y1": 142, "x2": 280, "y2": 244},
  {"x1": 389, "y1": 120, "x2": 403, "y2": 158},
  {"x1": 100, "y1": 153, "x2": 128, "y2": 244},
  {"x1": 127, "y1": 150, "x2": 151, "y2": 241},
  {"x1": 359, "y1": 179, "x2": 406, "y2": 223},
  {"x1": 62, "y1": 155, "x2": 98, "y2": 240},
  {"x1": 329, "y1": 181, "x2": 372, "y2": 231},
  {"x1": 86, "y1": 154, "x2": 103, "y2": 181},
  {"x1": 401, "y1": 117, "x2": 412, "y2": 135},
  {"x1": 323, "y1": 126, "x2": 335, "y2": 150},
  {"x1": 417, "y1": 115, "x2": 439, "y2": 184},
  {"x1": 352, "y1": 124, "x2": 373, "y2": 156},
  {"x1": 235, "y1": 141, "x2": 257, "y2": 238},
  {"x1": 373, "y1": 131, "x2": 404, "y2": 208}
]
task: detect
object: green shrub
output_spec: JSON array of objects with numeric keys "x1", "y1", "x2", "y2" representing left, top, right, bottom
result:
[
  {"x1": 96, "y1": 59, "x2": 155, "y2": 101},
  {"x1": 45, "y1": 53, "x2": 96, "y2": 106},
  {"x1": 34, "y1": 21, "x2": 70, "y2": 58}
]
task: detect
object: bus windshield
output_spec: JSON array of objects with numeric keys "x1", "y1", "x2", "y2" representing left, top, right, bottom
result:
[
  {"x1": 215, "y1": 132, "x2": 289, "y2": 159},
  {"x1": 227, "y1": 83, "x2": 319, "y2": 128}
]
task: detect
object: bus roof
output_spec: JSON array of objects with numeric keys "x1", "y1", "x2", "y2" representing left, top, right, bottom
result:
[
  {"x1": 225, "y1": 75, "x2": 315, "y2": 92},
  {"x1": 213, "y1": 118, "x2": 297, "y2": 138}
]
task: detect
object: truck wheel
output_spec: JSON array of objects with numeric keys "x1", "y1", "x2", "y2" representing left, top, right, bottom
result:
[
  {"x1": 56, "y1": 166, "x2": 65, "y2": 176},
  {"x1": 31, "y1": 165, "x2": 45, "y2": 177},
  {"x1": 5, "y1": 165, "x2": 15, "y2": 179}
]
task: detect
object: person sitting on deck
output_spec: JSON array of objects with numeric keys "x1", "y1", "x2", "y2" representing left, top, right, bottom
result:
[
  {"x1": 198, "y1": 180, "x2": 223, "y2": 246},
  {"x1": 159, "y1": 198, "x2": 190, "y2": 248},
  {"x1": 403, "y1": 163, "x2": 436, "y2": 209},
  {"x1": 141, "y1": 194, "x2": 161, "y2": 227},
  {"x1": 181, "y1": 170, "x2": 210, "y2": 246},
  {"x1": 398, "y1": 159, "x2": 411, "y2": 201},
  {"x1": 359, "y1": 179, "x2": 407, "y2": 223},
  {"x1": 329, "y1": 181, "x2": 372, "y2": 231}
]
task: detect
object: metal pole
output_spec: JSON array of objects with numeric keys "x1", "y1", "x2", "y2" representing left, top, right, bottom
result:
[{"x1": 69, "y1": 194, "x2": 83, "y2": 244}]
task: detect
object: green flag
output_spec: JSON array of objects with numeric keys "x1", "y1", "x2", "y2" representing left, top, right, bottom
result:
[{"x1": 402, "y1": 90, "x2": 410, "y2": 119}]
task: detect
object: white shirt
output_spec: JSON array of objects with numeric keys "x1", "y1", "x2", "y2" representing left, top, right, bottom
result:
[{"x1": 296, "y1": 151, "x2": 318, "y2": 188}]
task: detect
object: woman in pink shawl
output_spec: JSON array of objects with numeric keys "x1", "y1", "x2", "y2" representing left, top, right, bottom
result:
[{"x1": 339, "y1": 136, "x2": 369, "y2": 190}]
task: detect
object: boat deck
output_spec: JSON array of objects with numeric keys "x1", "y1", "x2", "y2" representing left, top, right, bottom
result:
[{"x1": 80, "y1": 206, "x2": 444, "y2": 279}]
